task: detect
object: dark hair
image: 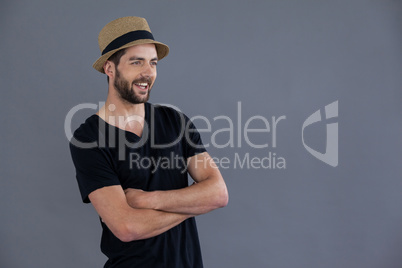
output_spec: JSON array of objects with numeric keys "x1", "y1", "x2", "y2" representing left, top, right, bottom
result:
[{"x1": 106, "y1": 48, "x2": 127, "y2": 83}]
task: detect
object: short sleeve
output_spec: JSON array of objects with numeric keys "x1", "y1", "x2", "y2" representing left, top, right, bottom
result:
[
  {"x1": 183, "y1": 117, "x2": 207, "y2": 160},
  {"x1": 69, "y1": 138, "x2": 120, "y2": 203}
]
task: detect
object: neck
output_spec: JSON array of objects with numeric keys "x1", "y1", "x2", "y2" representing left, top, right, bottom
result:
[{"x1": 97, "y1": 89, "x2": 146, "y2": 134}]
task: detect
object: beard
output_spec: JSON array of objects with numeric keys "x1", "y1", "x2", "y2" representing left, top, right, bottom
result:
[{"x1": 114, "y1": 69, "x2": 152, "y2": 104}]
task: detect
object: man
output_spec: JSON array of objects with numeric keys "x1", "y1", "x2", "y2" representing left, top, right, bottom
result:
[{"x1": 69, "y1": 16, "x2": 228, "y2": 267}]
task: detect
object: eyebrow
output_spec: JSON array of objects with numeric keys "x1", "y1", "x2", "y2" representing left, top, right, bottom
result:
[{"x1": 128, "y1": 56, "x2": 158, "y2": 61}]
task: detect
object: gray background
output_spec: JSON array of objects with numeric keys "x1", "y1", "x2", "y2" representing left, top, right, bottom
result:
[{"x1": 1, "y1": 0, "x2": 401, "y2": 267}]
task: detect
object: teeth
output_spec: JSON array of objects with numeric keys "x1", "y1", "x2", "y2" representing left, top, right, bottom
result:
[{"x1": 136, "y1": 83, "x2": 148, "y2": 87}]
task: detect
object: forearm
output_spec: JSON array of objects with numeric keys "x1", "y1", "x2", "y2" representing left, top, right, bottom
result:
[
  {"x1": 121, "y1": 207, "x2": 193, "y2": 241},
  {"x1": 156, "y1": 177, "x2": 228, "y2": 215},
  {"x1": 89, "y1": 185, "x2": 193, "y2": 243},
  {"x1": 126, "y1": 176, "x2": 228, "y2": 215},
  {"x1": 125, "y1": 152, "x2": 229, "y2": 216}
]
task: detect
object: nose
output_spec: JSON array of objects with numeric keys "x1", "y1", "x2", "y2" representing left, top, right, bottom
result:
[{"x1": 141, "y1": 62, "x2": 156, "y2": 78}]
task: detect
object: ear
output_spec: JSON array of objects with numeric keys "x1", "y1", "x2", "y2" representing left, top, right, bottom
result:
[{"x1": 103, "y1": 61, "x2": 115, "y2": 80}]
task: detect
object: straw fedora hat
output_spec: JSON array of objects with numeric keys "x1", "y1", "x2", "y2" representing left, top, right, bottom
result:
[{"x1": 93, "y1": 16, "x2": 169, "y2": 73}]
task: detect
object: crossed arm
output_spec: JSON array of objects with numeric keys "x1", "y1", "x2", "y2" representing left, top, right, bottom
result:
[{"x1": 88, "y1": 152, "x2": 228, "y2": 242}]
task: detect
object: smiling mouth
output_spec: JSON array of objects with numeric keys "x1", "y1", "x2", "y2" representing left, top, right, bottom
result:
[{"x1": 134, "y1": 82, "x2": 149, "y2": 91}]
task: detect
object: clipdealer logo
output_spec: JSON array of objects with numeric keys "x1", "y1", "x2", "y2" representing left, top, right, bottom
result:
[
  {"x1": 302, "y1": 101, "x2": 339, "y2": 167},
  {"x1": 65, "y1": 100, "x2": 339, "y2": 170}
]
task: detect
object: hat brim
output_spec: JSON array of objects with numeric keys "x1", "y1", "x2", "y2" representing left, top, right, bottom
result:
[{"x1": 92, "y1": 39, "x2": 169, "y2": 73}]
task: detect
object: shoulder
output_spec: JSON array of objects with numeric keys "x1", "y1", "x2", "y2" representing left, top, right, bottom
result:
[
  {"x1": 149, "y1": 103, "x2": 188, "y2": 117},
  {"x1": 148, "y1": 102, "x2": 191, "y2": 123},
  {"x1": 70, "y1": 114, "x2": 100, "y2": 146}
]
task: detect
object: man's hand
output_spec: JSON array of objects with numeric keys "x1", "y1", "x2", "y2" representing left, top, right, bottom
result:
[{"x1": 124, "y1": 188, "x2": 154, "y2": 209}]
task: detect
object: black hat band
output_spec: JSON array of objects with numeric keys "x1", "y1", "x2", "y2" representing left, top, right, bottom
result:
[{"x1": 102, "y1": 30, "x2": 155, "y2": 55}]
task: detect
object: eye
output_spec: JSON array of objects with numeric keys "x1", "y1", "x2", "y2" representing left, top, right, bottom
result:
[
  {"x1": 131, "y1": 61, "x2": 141, "y2": 65},
  {"x1": 151, "y1": 61, "x2": 158, "y2": 66}
]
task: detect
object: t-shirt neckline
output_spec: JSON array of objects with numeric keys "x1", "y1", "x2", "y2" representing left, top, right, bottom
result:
[{"x1": 92, "y1": 102, "x2": 150, "y2": 139}]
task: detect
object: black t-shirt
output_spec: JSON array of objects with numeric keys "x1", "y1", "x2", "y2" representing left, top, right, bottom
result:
[{"x1": 69, "y1": 102, "x2": 206, "y2": 268}]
